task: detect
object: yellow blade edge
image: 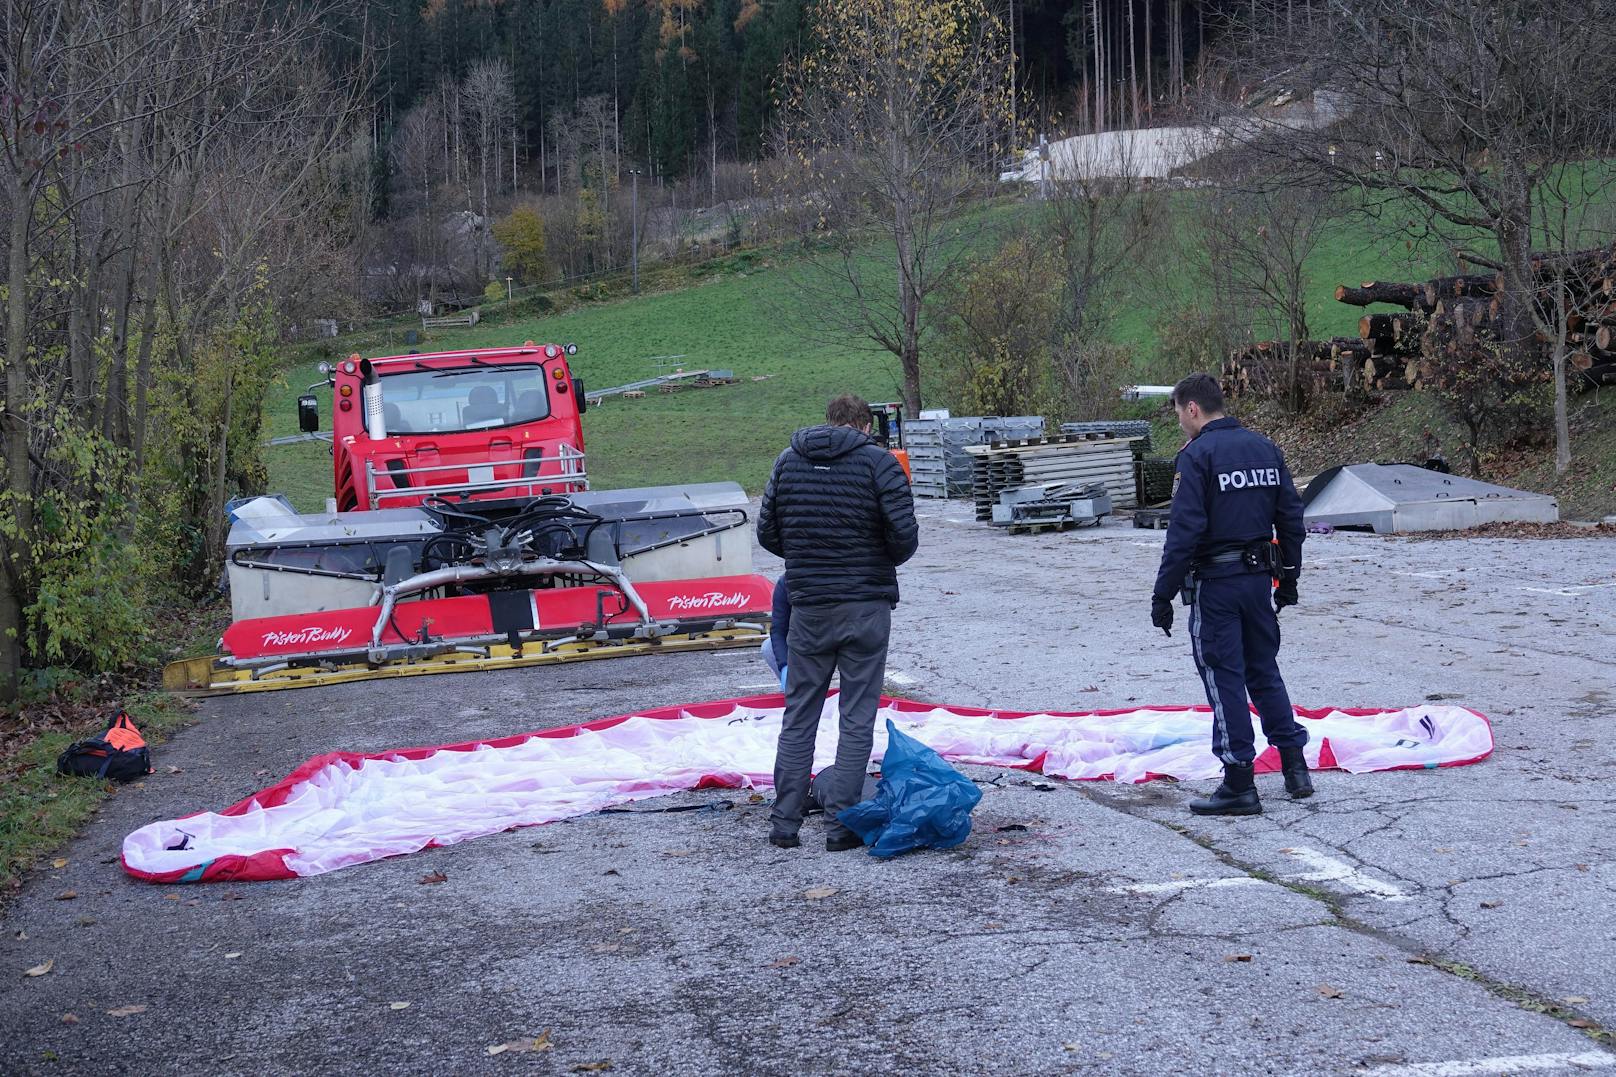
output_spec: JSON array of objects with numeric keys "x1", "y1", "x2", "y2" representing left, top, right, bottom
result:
[{"x1": 161, "y1": 629, "x2": 768, "y2": 696}]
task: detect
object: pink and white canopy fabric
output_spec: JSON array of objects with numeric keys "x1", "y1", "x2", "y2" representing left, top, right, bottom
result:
[{"x1": 122, "y1": 695, "x2": 1492, "y2": 884}]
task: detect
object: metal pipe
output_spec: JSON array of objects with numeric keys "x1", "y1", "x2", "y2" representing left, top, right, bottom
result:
[
  {"x1": 361, "y1": 358, "x2": 386, "y2": 440},
  {"x1": 368, "y1": 558, "x2": 654, "y2": 659}
]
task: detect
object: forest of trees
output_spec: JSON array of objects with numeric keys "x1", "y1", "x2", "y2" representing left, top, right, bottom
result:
[
  {"x1": 357, "y1": 0, "x2": 1239, "y2": 306},
  {"x1": 364, "y1": 0, "x2": 1225, "y2": 190}
]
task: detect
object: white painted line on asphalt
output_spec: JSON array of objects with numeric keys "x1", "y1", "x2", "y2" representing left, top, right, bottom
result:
[
  {"x1": 1391, "y1": 570, "x2": 1450, "y2": 580},
  {"x1": 1108, "y1": 877, "x2": 1268, "y2": 896},
  {"x1": 1280, "y1": 847, "x2": 1412, "y2": 902},
  {"x1": 1363, "y1": 1050, "x2": 1616, "y2": 1076},
  {"x1": 1517, "y1": 582, "x2": 1616, "y2": 597}
]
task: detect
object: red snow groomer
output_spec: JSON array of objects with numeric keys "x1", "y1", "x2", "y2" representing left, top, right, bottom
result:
[{"x1": 165, "y1": 342, "x2": 773, "y2": 694}]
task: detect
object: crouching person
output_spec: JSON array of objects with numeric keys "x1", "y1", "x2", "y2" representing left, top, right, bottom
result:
[{"x1": 759, "y1": 575, "x2": 791, "y2": 693}]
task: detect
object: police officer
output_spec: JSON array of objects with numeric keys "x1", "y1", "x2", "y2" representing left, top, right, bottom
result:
[{"x1": 1150, "y1": 373, "x2": 1312, "y2": 815}]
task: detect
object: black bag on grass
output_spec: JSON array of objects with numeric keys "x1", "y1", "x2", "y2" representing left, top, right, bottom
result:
[{"x1": 56, "y1": 710, "x2": 153, "y2": 783}]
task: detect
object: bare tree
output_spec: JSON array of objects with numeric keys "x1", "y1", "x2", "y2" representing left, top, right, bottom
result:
[
  {"x1": 0, "y1": 0, "x2": 367, "y2": 701},
  {"x1": 1197, "y1": 172, "x2": 1332, "y2": 411},
  {"x1": 1043, "y1": 135, "x2": 1168, "y2": 407},
  {"x1": 1222, "y1": 0, "x2": 1616, "y2": 469},
  {"x1": 463, "y1": 60, "x2": 515, "y2": 222},
  {"x1": 393, "y1": 103, "x2": 448, "y2": 305},
  {"x1": 778, "y1": 0, "x2": 1016, "y2": 414}
]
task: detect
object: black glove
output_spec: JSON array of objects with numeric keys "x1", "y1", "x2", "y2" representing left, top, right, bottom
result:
[
  {"x1": 1274, "y1": 579, "x2": 1298, "y2": 612},
  {"x1": 1151, "y1": 595, "x2": 1174, "y2": 637}
]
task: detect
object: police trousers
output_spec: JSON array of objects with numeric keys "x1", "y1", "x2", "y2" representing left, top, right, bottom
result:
[{"x1": 1188, "y1": 572, "x2": 1307, "y2": 766}]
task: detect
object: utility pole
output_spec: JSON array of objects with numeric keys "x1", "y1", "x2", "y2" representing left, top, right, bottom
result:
[{"x1": 629, "y1": 167, "x2": 642, "y2": 294}]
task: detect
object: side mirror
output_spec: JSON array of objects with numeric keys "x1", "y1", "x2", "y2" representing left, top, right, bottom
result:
[
  {"x1": 297, "y1": 394, "x2": 319, "y2": 433},
  {"x1": 573, "y1": 378, "x2": 586, "y2": 413}
]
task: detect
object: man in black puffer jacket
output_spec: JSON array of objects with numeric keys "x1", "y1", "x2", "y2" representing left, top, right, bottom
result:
[{"x1": 757, "y1": 393, "x2": 919, "y2": 852}]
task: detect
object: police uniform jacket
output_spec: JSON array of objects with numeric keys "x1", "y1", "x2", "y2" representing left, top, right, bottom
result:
[{"x1": 1151, "y1": 416, "x2": 1305, "y2": 602}]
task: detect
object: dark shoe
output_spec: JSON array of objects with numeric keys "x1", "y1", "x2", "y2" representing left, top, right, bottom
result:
[
  {"x1": 1279, "y1": 746, "x2": 1314, "y2": 799},
  {"x1": 769, "y1": 833, "x2": 801, "y2": 849},
  {"x1": 1189, "y1": 763, "x2": 1262, "y2": 816},
  {"x1": 825, "y1": 833, "x2": 863, "y2": 852}
]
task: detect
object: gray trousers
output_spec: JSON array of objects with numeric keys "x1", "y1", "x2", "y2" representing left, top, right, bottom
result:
[{"x1": 771, "y1": 600, "x2": 891, "y2": 842}]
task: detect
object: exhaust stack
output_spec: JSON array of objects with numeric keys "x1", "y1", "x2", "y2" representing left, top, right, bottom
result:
[{"x1": 360, "y1": 359, "x2": 386, "y2": 440}]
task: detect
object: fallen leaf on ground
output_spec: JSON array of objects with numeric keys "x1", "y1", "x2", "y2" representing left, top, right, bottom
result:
[
  {"x1": 1317, "y1": 985, "x2": 1344, "y2": 1000},
  {"x1": 1063, "y1": 1043, "x2": 1080, "y2": 1051},
  {"x1": 803, "y1": 886, "x2": 838, "y2": 900},
  {"x1": 76, "y1": 916, "x2": 96, "y2": 927},
  {"x1": 1224, "y1": 954, "x2": 1253, "y2": 963},
  {"x1": 166, "y1": 766, "x2": 181, "y2": 774},
  {"x1": 162, "y1": 893, "x2": 180, "y2": 901},
  {"x1": 389, "y1": 1002, "x2": 411, "y2": 1010},
  {"x1": 51, "y1": 858, "x2": 67, "y2": 869},
  {"x1": 224, "y1": 952, "x2": 242, "y2": 960},
  {"x1": 54, "y1": 890, "x2": 76, "y2": 901},
  {"x1": 107, "y1": 1004, "x2": 147, "y2": 1017},
  {"x1": 602, "y1": 869, "x2": 620, "y2": 876},
  {"x1": 995, "y1": 823, "x2": 1029, "y2": 832},
  {"x1": 488, "y1": 1031, "x2": 554, "y2": 1055},
  {"x1": 418, "y1": 870, "x2": 447, "y2": 885},
  {"x1": 60, "y1": 1014, "x2": 78, "y2": 1025},
  {"x1": 1564, "y1": 996, "x2": 1590, "y2": 1004},
  {"x1": 1406, "y1": 956, "x2": 1432, "y2": 966},
  {"x1": 573, "y1": 1063, "x2": 612, "y2": 1073},
  {"x1": 1575, "y1": 864, "x2": 1590, "y2": 872},
  {"x1": 23, "y1": 960, "x2": 53, "y2": 977},
  {"x1": 1569, "y1": 1018, "x2": 1597, "y2": 1029},
  {"x1": 765, "y1": 955, "x2": 800, "y2": 969},
  {"x1": 1479, "y1": 900, "x2": 1502, "y2": 909},
  {"x1": 12, "y1": 930, "x2": 25, "y2": 941}
]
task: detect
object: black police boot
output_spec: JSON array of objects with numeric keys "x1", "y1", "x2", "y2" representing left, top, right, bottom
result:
[
  {"x1": 1279, "y1": 746, "x2": 1314, "y2": 799},
  {"x1": 1189, "y1": 763, "x2": 1262, "y2": 816}
]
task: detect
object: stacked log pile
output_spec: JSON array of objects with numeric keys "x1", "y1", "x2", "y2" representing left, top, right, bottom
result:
[{"x1": 1222, "y1": 244, "x2": 1616, "y2": 398}]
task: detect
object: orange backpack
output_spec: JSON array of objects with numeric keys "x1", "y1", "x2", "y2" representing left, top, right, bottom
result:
[{"x1": 56, "y1": 710, "x2": 153, "y2": 783}]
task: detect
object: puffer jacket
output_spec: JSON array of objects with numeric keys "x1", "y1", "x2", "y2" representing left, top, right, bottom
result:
[{"x1": 757, "y1": 424, "x2": 919, "y2": 607}]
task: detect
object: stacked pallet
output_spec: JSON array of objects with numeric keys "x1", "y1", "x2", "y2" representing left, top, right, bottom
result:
[
  {"x1": 966, "y1": 435, "x2": 1141, "y2": 521},
  {"x1": 903, "y1": 415, "x2": 1044, "y2": 498},
  {"x1": 1059, "y1": 419, "x2": 1153, "y2": 453}
]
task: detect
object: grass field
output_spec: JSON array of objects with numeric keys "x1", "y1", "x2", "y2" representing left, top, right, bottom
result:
[{"x1": 262, "y1": 193, "x2": 1474, "y2": 509}]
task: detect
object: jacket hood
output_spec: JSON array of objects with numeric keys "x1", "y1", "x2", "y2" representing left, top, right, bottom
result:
[{"x1": 791, "y1": 424, "x2": 871, "y2": 461}]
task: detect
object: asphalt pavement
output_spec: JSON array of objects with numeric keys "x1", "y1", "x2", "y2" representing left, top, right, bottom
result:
[{"x1": 2, "y1": 500, "x2": 1612, "y2": 1076}]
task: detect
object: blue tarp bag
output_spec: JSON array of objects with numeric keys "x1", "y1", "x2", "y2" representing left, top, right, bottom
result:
[{"x1": 837, "y1": 720, "x2": 982, "y2": 858}]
